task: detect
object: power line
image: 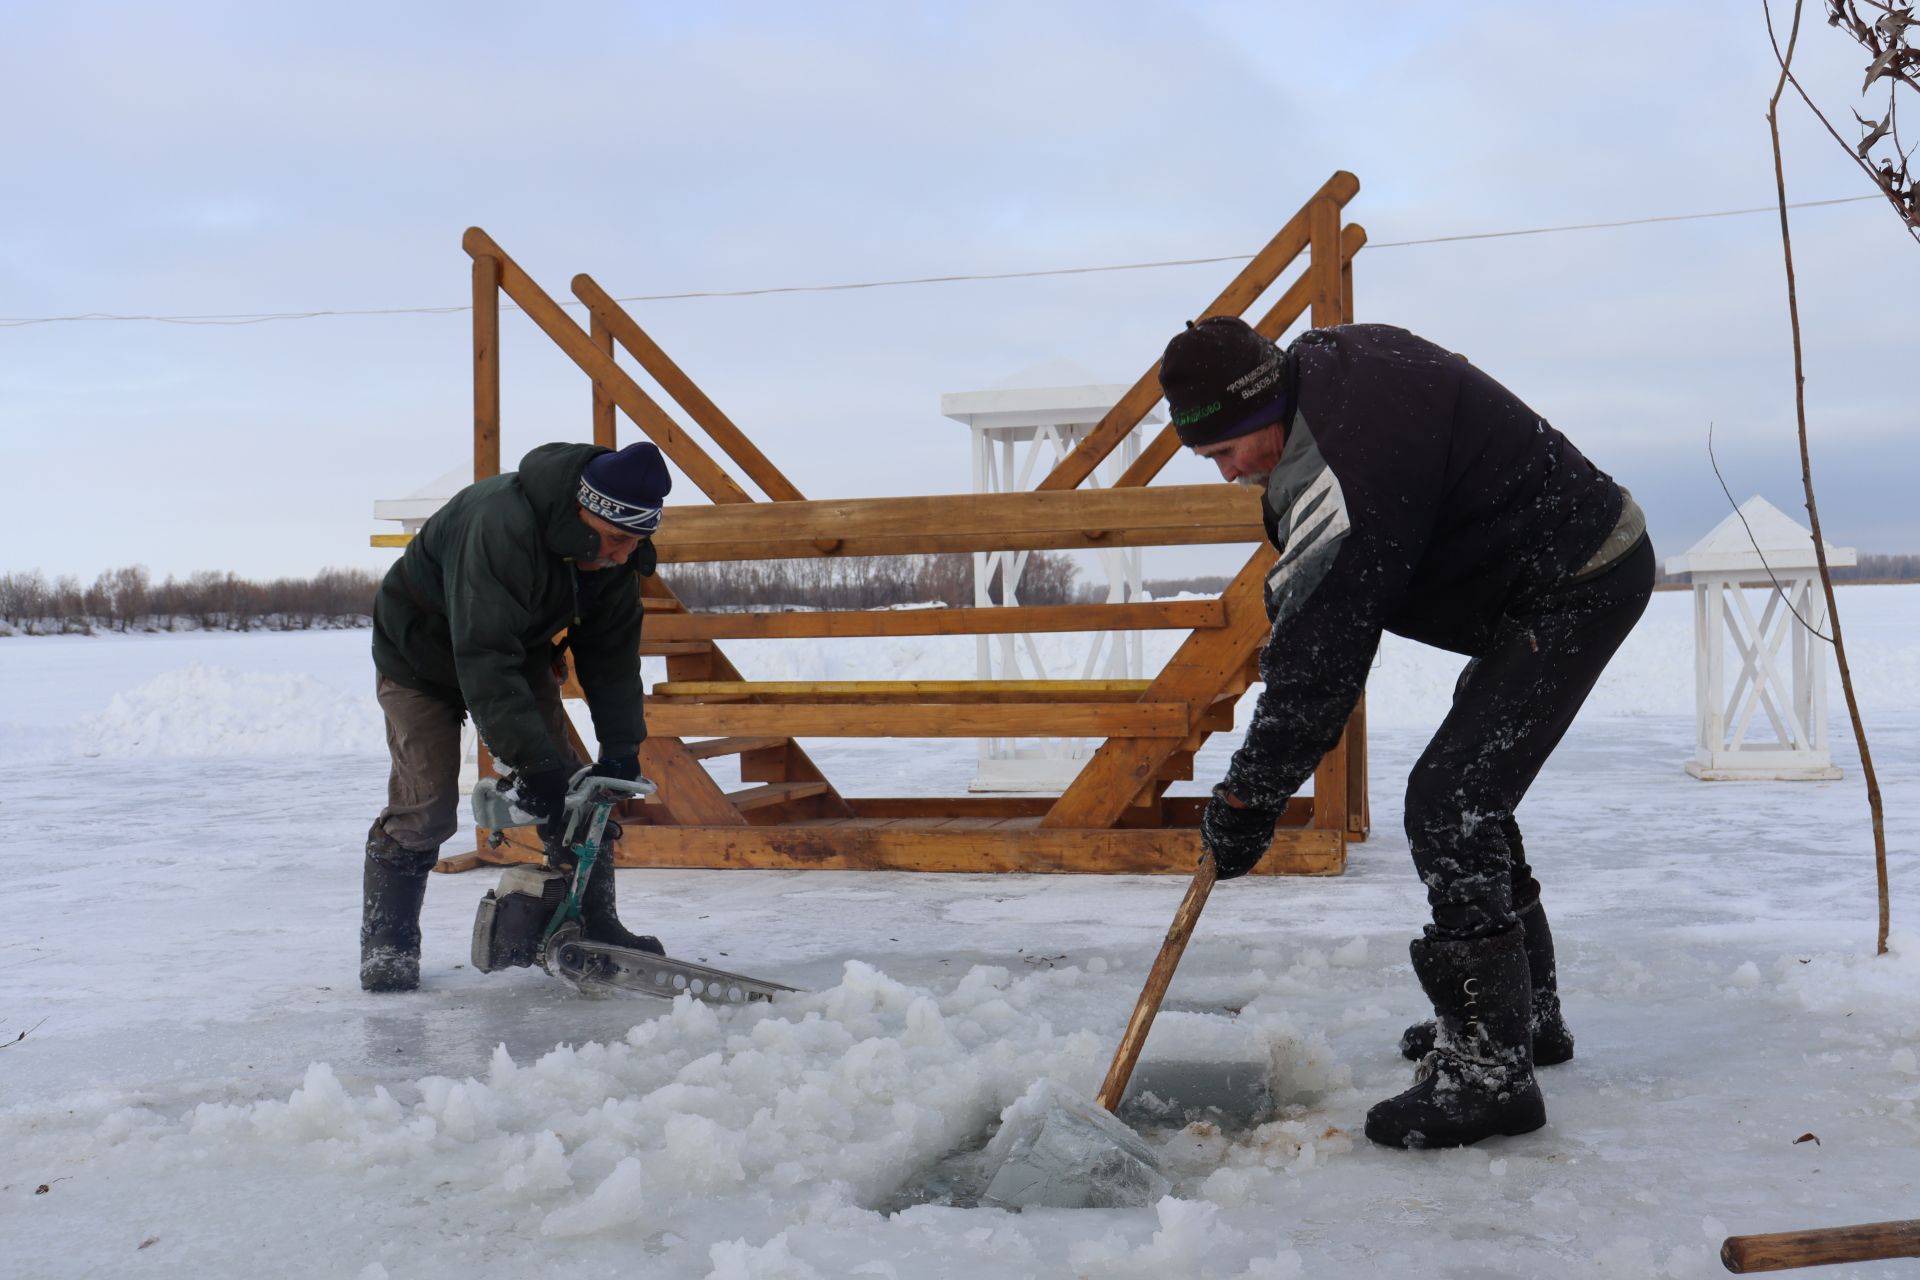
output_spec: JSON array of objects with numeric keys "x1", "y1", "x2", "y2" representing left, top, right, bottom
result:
[{"x1": 0, "y1": 193, "x2": 1883, "y2": 330}]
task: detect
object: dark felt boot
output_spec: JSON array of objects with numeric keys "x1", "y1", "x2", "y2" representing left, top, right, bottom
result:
[
  {"x1": 1366, "y1": 927, "x2": 1546, "y2": 1150},
  {"x1": 361, "y1": 826, "x2": 438, "y2": 992},
  {"x1": 547, "y1": 824, "x2": 664, "y2": 955},
  {"x1": 1398, "y1": 901, "x2": 1574, "y2": 1065}
]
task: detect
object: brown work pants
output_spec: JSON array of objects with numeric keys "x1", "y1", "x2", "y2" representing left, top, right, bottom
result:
[{"x1": 371, "y1": 673, "x2": 578, "y2": 852}]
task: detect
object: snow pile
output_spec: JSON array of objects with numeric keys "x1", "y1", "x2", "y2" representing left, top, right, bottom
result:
[{"x1": 78, "y1": 664, "x2": 385, "y2": 757}]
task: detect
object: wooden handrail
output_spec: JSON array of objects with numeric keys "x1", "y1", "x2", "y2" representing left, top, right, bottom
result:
[
  {"x1": 644, "y1": 599, "x2": 1225, "y2": 641},
  {"x1": 641, "y1": 701, "x2": 1190, "y2": 738},
  {"x1": 1037, "y1": 171, "x2": 1360, "y2": 493},
  {"x1": 1115, "y1": 221, "x2": 1369, "y2": 489},
  {"x1": 573, "y1": 274, "x2": 807, "y2": 503},
  {"x1": 650, "y1": 483, "x2": 1261, "y2": 563},
  {"x1": 461, "y1": 227, "x2": 754, "y2": 504}
]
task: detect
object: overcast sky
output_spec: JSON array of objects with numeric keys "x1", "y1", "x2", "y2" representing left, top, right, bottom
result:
[{"x1": 4, "y1": 1, "x2": 1916, "y2": 586}]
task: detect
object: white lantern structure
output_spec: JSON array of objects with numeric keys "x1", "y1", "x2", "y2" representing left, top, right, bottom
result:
[
  {"x1": 940, "y1": 364, "x2": 1165, "y2": 791},
  {"x1": 1665, "y1": 496, "x2": 1854, "y2": 781}
]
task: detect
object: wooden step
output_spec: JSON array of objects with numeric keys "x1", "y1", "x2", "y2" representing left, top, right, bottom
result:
[
  {"x1": 681, "y1": 735, "x2": 788, "y2": 761},
  {"x1": 640, "y1": 638, "x2": 715, "y2": 656},
  {"x1": 727, "y1": 780, "x2": 830, "y2": 812}
]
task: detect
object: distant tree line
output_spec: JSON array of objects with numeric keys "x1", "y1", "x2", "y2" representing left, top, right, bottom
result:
[
  {"x1": 663, "y1": 551, "x2": 1080, "y2": 611},
  {"x1": 0, "y1": 566, "x2": 382, "y2": 635}
]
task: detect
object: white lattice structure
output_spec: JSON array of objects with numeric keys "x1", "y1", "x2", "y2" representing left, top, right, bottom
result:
[
  {"x1": 941, "y1": 366, "x2": 1165, "y2": 791},
  {"x1": 1666, "y1": 496, "x2": 1854, "y2": 781}
]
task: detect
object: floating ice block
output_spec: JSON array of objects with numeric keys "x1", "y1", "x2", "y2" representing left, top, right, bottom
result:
[{"x1": 980, "y1": 1081, "x2": 1170, "y2": 1210}]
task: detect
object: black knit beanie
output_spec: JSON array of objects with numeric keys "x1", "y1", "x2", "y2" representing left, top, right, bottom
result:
[
  {"x1": 579, "y1": 442, "x2": 671, "y2": 534},
  {"x1": 1160, "y1": 316, "x2": 1293, "y2": 447}
]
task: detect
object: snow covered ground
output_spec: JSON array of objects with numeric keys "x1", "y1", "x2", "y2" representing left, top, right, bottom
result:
[{"x1": 2, "y1": 587, "x2": 1917, "y2": 1278}]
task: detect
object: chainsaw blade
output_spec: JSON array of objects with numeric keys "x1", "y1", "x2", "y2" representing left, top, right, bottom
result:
[{"x1": 541, "y1": 922, "x2": 799, "y2": 1005}]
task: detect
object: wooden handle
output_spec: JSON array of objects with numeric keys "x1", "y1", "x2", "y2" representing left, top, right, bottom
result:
[
  {"x1": 1722, "y1": 1219, "x2": 1920, "y2": 1272},
  {"x1": 1095, "y1": 856, "x2": 1219, "y2": 1112}
]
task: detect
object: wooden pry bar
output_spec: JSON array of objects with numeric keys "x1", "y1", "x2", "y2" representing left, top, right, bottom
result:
[{"x1": 1721, "y1": 1219, "x2": 1920, "y2": 1272}]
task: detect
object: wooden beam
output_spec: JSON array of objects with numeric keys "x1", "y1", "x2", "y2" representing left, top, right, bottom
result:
[
  {"x1": 644, "y1": 599, "x2": 1226, "y2": 641},
  {"x1": 1038, "y1": 171, "x2": 1360, "y2": 492},
  {"x1": 638, "y1": 736, "x2": 751, "y2": 826},
  {"x1": 1309, "y1": 196, "x2": 1346, "y2": 327},
  {"x1": 654, "y1": 679, "x2": 1153, "y2": 703},
  {"x1": 1115, "y1": 222, "x2": 1369, "y2": 489},
  {"x1": 728, "y1": 780, "x2": 830, "y2": 812},
  {"x1": 650, "y1": 484, "x2": 1262, "y2": 564},
  {"x1": 461, "y1": 227, "x2": 754, "y2": 505},
  {"x1": 573, "y1": 274, "x2": 807, "y2": 504},
  {"x1": 598, "y1": 820, "x2": 1345, "y2": 875},
  {"x1": 472, "y1": 253, "x2": 501, "y2": 482},
  {"x1": 642, "y1": 701, "x2": 1191, "y2": 738},
  {"x1": 589, "y1": 307, "x2": 617, "y2": 449},
  {"x1": 680, "y1": 735, "x2": 789, "y2": 760}
]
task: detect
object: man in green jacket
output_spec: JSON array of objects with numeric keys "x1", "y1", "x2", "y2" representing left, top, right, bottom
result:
[{"x1": 362, "y1": 440, "x2": 671, "y2": 992}]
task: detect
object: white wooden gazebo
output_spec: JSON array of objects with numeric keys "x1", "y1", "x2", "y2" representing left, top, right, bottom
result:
[
  {"x1": 941, "y1": 364, "x2": 1164, "y2": 791},
  {"x1": 1665, "y1": 496, "x2": 1854, "y2": 781}
]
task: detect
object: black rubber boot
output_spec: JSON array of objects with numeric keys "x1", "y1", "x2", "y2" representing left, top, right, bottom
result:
[
  {"x1": 1366, "y1": 927, "x2": 1546, "y2": 1150},
  {"x1": 1398, "y1": 901, "x2": 1575, "y2": 1065},
  {"x1": 547, "y1": 824, "x2": 664, "y2": 955},
  {"x1": 361, "y1": 826, "x2": 439, "y2": 992}
]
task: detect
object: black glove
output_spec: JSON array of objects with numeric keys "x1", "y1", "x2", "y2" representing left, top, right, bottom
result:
[
  {"x1": 591, "y1": 752, "x2": 641, "y2": 783},
  {"x1": 515, "y1": 765, "x2": 573, "y2": 826},
  {"x1": 1200, "y1": 787, "x2": 1280, "y2": 880}
]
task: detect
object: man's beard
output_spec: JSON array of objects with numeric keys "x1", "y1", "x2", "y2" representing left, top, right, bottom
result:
[{"x1": 1232, "y1": 473, "x2": 1270, "y2": 488}]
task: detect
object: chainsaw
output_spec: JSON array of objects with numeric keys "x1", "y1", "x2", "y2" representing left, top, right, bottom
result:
[{"x1": 468, "y1": 768, "x2": 798, "y2": 1005}]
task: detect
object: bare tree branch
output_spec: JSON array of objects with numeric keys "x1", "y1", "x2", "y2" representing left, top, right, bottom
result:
[{"x1": 1766, "y1": 0, "x2": 1893, "y2": 956}]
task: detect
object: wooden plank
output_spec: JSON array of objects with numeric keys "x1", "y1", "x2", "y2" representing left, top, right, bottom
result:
[
  {"x1": 432, "y1": 852, "x2": 484, "y2": 874},
  {"x1": 682, "y1": 735, "x2": 789, "y2": 760},
  {"x1": 653, "y1": 679, "x2": 1153, "y2": 702},
  {"x1": 1043, "y1": 546, "x2": 1276, "y2": 828},
  {"x1": 638, "y1": 639, "x2": 715, "y2": 657},
  {"x1": 729, "y1": 780, "x2": 829, "y2": 811},
  {"x1": 651, "y1": 484, "x2": 1262, "y2": 563},
  {"x1": 1313, "y1": 719, "x2": 1351, "y2": 832},
  {"x1": 1309, "y1": 196, "x2": 1346, "y2": 327},
  {"x1": 574, "y1": 274, "x2": 807, "y2": 503},
  {"x1": 645, "y1": 599, "x2": 1226, "y2": 641},
  {"x1": 851, "y1": 796, "x2": 1057, "y2": 819},
  {"x1": 601, "y1": 821, "x2": 1345, "y2": 876},
  {"x1": 461, "y1": 227, "x2": 754, "y2": 505},
  {"x1": 1116, "y1": 221, "x2": 1369, "y2": 489},
  {"x1": 472, "y1": 253, "x2": 501, "y2": 481},
  {"x1": 642, "y1": 701, "x2": 1190, "y2": 738},
  {"x1": 589, "y1": 308, "x2": 617, "y2": 449},
  {"x1": 1038, "y1": 171, "x2": 1360, "y2": 492}
]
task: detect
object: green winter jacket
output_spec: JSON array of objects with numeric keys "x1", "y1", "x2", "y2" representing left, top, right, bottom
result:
[{"x1": 371, "y1": 442, "x2": 654, "y2": 773}]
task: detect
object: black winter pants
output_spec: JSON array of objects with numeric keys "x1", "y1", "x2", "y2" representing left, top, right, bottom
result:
[{"x1": 1404, "y1": 536, "x2": 1655, "y2": 939}]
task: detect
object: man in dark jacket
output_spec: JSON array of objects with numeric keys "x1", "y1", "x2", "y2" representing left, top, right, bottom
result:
[
  {"x1": 1164, "y1": 318, "x2": 1652, "y2": 1149},
  {"x1": 361, "y1": 440, "x2": 672, "y2": 992}
]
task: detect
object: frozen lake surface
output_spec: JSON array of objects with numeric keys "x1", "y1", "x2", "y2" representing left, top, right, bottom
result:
[{"x1": 2, "y1": 586, "x2": 1916, "y2": 1277}]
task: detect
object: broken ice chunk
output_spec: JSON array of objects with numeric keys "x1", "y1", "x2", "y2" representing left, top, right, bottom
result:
[{"x1": 979, "y1": 1080, "x2": 1170, "y2": 1210}]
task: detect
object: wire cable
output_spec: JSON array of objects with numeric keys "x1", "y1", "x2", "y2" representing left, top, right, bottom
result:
[{"x1": 0, "y1": 193, "x2": 1883, "y2": 329}]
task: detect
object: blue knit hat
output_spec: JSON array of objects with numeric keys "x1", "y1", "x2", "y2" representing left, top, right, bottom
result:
[{"x1": 579, "y1": 442, "x2": 671, "y2": 534}]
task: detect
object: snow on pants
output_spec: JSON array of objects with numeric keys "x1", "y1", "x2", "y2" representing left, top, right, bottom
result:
[
  {"x1": 1404, "y1": 535, "x2": 1655, "y2": 940},
  {"x1": 372, "y1": 672, "x2": 578, "y2": 853}
]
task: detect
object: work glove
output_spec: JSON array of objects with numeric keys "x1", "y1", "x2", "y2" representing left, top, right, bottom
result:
[
  {"x1": 590, "y1": 751, "x2": 641, "y2": 783},
  {"x1": 1200, "y1": 786, "x2": 1280, "y2": 880},
  {"x1": 514, "y1": 765, "x2": 574, "y2": 836}
]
